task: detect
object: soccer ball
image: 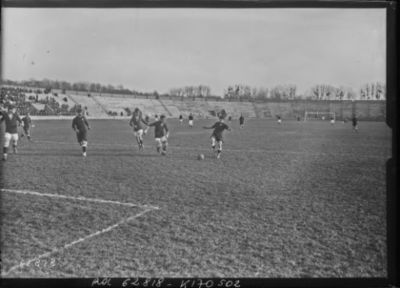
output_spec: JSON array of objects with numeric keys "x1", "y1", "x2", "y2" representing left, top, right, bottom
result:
[{"x1": 197, "y1": 153, "x2": 205, "y2": 160}]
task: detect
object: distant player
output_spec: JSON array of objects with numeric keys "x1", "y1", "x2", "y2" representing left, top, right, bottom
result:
[
  {"x1": 72, "y1": 108, "x2": 91, "y2": 157},
  {"x1": 188, "y1": 113, "x2": 194, "y2": 128},
  {"x1": 277, "y1": 115, "x2": 282, "y2": 124},
  {"x1": 0, "y1": 105, "x2": 22, "y2": 160},
  {"x1": 21, "y1": 112, "x2": 33, "y2": 141},
  {"x1": 179, "y1": 114, "x2": 183, "y2": 125},
  {"x1": 129, "y1": 108, "x2": 148, "y2": 150},
  {"x1": 203, "y1": 115, "x2": 231, "y2": 159},
  {"x1": 352, "y1": 115, "x2": 358, "y2": 132},
  {"x1": 228, "y1": 116, "x2": 232, "y2": 122},
  {"x1": 154, "y1": 114, "x2": 159, "y2": 121},
  {"x1": 147, "y1": 114, "x2": 169, "y2": 155},
  {"x1": 239, "y1": 114, "x2": 245, "y2": 129}
]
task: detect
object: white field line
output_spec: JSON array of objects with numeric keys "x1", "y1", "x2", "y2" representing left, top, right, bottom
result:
[
  {"x1": 1, "y1": 188, "x2": 159, "y2": 210},
  {"x1": 33, "y1": 140, "x2": 391, "y2": 159},
  {"x1": 2, "y1": 207, "x2": 156, "y2": 276}
]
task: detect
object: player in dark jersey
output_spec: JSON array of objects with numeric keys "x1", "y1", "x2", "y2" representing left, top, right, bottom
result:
[
  {"x1": 129, "y1": 108, "x2": 148, "y2": 150},
  {"x1": 203, "y1": 115, "x2": 231, "y2": 159},
  {"x1": 72, "y1": 108, "x2": 91, "y2": 157},
  {"x1": 188, "y1": 113, "x2": 194, "y2": 127},
  {"x1": 352, "y1": 115, "x2": 358, "y2": 132},
  {"x1": 147, "y1": 114, "x2": 169, "y2": 155},
  {"x1": 179, "y1": 114, "x2": 183, "y2": 125},
  {"x1": 0, "y1": 105, "x2": 22, "y2": 160},
  {"x1": 21, "y1": 112, "x2": 33, "y2": 141},
  {"x1": 239, "y1": 114, "x2": 245, "y2": 129}
]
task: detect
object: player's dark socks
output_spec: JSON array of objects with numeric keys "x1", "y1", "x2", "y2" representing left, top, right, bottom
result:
[
  {"x1": 27, "y1": 136, "x2": 31, "y2": 141},
  {"x1": 82, "y1": 147, "x2": 87, "y2": 153},
  {"x1": 21, "y1": 134, "x2": 24, "y2": 138},
  {"x1": 212, "y1": 145, "x2": 215, "y2": 150},
  {"x1": 3, "y1": 147, "x2": 8, "y2": 154}
]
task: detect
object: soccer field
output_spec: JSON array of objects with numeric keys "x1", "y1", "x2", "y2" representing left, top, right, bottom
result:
[{"x1": 0, "y1": 118, "x2": 391, "y2": 278}]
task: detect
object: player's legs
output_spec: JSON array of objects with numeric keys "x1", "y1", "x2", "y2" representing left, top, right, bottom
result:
[
  {"x1": 155, "y1": 138, "x2": 162, "y2": 153},
  {"x1": 3, "y1": 133, "x2": 12, "y2": 160},
  {"x1": 216, "y1": 140, "x2": 223, "y2": 159},
  {"x1": 11, "y1": 134, "x2": 19, "y2": 153},
  {"x1": 161, "y1": 136, "x2": 168, "y2": 154},
  {"x1": 210, "y1": 136, "x2": 216, "y2": 151},
  {"x1": 77, "y1": 132, "x2": 88, "y2": 156},
  {"x1": 134, "y1": 129, "x2": 144, "y2": 149},
  {"x1": 25, "y1": 128, "x2": 32, "y2": 141}
]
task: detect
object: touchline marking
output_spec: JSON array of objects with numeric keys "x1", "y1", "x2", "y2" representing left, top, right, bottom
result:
[
  {"x1": 1, "y1": 189, "x2": 159, "y2": 210},
  {"x1": 33, "y1": 140, "x2": 390, "y2": 158},
  {"x1": 2, "y1": 208, "x2": 156, "y2": 276}
]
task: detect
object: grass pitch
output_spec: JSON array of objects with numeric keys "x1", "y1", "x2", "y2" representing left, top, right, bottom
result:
[{"x1": 0, "y1": 118, "x2": 390, "y2": 278}]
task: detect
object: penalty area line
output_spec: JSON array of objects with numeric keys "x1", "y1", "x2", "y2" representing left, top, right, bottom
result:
[
  {"x1": 1, "y1": 207, "x2": 157, "y2": 276},
  {"x1": 1, "y1": 188, "x2": 159, "y2": 210}
]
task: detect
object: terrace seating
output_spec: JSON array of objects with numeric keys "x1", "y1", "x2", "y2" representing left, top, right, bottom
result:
[
  {"x1": 93, "y1": 96, "x2": 169, "y2": 117},
  {"x1": 67, "y1": 94, "x2": 108, "y2": 117}
]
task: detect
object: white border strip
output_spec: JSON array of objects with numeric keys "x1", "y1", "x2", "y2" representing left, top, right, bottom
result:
[
  {"x1": 1, "y1": 189, "x2": 159, "y2": 210},
  {"x1": 2, "y1": 207, "x2": 156, "y2": 276}
]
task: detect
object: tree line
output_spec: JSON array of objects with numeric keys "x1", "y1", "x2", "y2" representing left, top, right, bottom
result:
[{"x1": 1, "y1": 79, "x2": 385, "y2": 101}]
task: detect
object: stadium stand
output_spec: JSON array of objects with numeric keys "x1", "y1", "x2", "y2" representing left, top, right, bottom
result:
[
  {"x1": 67, "y1": 94, "x2": 109, "y2": 117},
  {"x1": 93, "y1": 96, "x2": 169, "y2": 117}
]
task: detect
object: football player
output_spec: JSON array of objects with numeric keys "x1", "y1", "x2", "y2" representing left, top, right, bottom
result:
[
  {"x1": 72, "y1": 108, "x2": 91, "y2": 157},
  {"x1": 188, "y1": 113, "x2": 194, "y2": 128},
  {"x1": 129, "y1": 108, "x2": 148, "y2": 150},
  {"x1": 21, "y1": 112, "x2": 33, "y2": 141},
  {"x1": 239, "y1": 114, "x2": 245, "y2": 129},
  {"x1": 0, "y1": 105, "x2": 22, "y2": 160},
  {"x1": 203, "y1": 115, "x2": 231, "y2": 159},
  {"x1": 147, "y1": 114, "x2": 169, "y2": 155}
]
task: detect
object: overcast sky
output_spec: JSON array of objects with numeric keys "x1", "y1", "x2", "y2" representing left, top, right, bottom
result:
[{"x1": 2, "y1": 8, "x2": 386, "y2": 95}]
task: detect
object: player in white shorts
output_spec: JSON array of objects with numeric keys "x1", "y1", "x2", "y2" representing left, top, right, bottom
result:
[
  {"x1": 129, "y1": 108, "x2": 148, "y2": 150},
  {"x1": 0, "y1": 105, "x2": 22, "y2": 160},
  {"x1": 147, "y1": 115, "x2": 169, "y2": 155},
  {"x1": 188, "y1": 113, "x2": 194, "y2": 127}
]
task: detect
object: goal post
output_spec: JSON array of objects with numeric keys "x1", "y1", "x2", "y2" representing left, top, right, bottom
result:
[{"x1": 304, "y1": 111, "x2": 336, "y2": 121}]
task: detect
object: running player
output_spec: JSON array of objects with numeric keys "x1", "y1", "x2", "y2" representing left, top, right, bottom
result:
[
  {"x1": 147, "y1": 114, "x2": 169, "y2": 155},
  {"x1": 239, "y1": 114, "x2": 245, "y2": 129},
  {"x1": 179, "y1": 114, "x2": 183, "y2": 125},
  {"x1": 188, "y1": 113, "x2": 194, "y2": 128},
  {"x1": 277, "y1": 115, "x2": 282, "y2": 124},
  {"x1": 0, "y1": 105, "x2": 22, "y2": 160},
  {"x1": 72, "y1": 108, "x2": 91, "y2": 157},
  {"x1": 129, "y1": 108, "x2": 148, "y2": 150},
  {"x1": 21, "y1": 112, "x2": 33, "y2": 141},
  {"x1": 203, "y1": 115, "x2": 231, "y2": 159}
]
